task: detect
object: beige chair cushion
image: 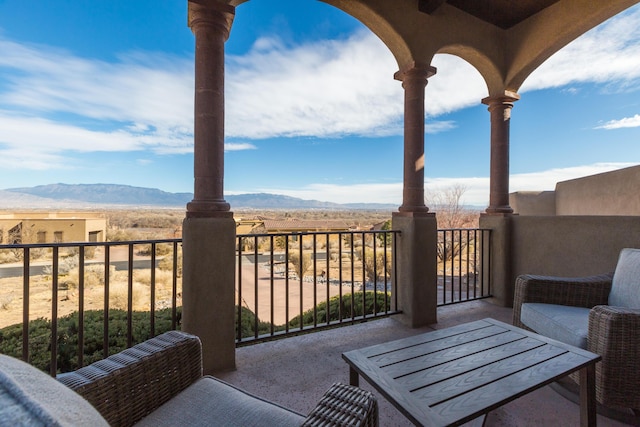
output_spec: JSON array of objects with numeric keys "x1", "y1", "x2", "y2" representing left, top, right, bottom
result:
[{"x1": 135, "y1": 376, "x2": 305, "y2": 427}]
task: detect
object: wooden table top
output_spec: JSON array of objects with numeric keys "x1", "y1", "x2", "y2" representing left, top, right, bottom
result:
[{"x1": 342, "y1": 318, "x2": 601, "y2": 426}]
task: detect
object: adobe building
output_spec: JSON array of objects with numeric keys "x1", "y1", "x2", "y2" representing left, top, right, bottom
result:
[
  {"x1": 0, "y1": 212, "x2": 107, "y2": 244},
  {"x1": 510, "y1": 164, "x2": 640, "y2": 216}
]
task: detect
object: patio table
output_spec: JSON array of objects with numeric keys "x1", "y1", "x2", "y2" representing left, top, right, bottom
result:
[{"x1": 342, "y1": 318, "x2": 600, "y2": 427}]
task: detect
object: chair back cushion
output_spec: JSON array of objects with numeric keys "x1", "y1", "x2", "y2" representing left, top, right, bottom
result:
[
  {"x1": 609, "y1": 248, "x2": 640, "y2": 308},
  {"x1": 0, "y1": 355, "x2": 108, "y2": 426}
]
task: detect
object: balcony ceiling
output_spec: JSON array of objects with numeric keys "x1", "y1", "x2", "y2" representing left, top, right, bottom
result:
[{"x1": 437, "y1": 0, "x2": 561, "y2": 29}]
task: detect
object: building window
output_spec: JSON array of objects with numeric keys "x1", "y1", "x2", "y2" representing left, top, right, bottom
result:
[
  {"x1": 37, "y1": 231, "x2": 46, "y2": 243},
  {"x1": 54, "y1": 231, "x2": 63, "y2": 243},
  {"x1": 88, "y1": 231, "x2": 102, "y2": 242}
]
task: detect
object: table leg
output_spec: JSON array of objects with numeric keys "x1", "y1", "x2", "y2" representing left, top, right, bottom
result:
[
  {"x1": 579, "y1": 364, "x2": 597, "y2": 427},
  {"x1": 349, "y1": 366, "x2": 359, "y2": 387}
]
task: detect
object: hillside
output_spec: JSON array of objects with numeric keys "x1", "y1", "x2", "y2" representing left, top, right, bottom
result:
[{"x1": 2, "y1": 184, "x2": 396, "y2": 210}]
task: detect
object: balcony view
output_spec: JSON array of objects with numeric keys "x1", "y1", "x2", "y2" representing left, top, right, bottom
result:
[{"x1": 1, "y1": 0, "x2": 640, "y2": 426}]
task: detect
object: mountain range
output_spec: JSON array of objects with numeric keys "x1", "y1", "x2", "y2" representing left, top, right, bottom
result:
[{"x1": 0, "y1": 184, "x2": 396, "y2": 210}]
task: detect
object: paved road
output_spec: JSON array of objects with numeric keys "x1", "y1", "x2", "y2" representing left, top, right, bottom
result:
[
  {"x1": 0, "y1": 252, "x2": 327, "y2": 279},
  {"x1": 0, "y1": 259, "x2": 158, "y2": 278}
]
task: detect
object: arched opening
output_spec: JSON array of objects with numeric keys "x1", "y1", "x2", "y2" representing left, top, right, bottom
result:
[{"x1": 224, "y1": 0, "x2": 406, "y2": 206}]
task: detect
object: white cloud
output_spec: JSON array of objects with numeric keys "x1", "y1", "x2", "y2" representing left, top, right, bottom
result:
[
  {"x1": 225, "y1": 142, "x2": 257, "y2": 151},
  {"x1": 522, "y1": 6, "x2": 640, "y2": 91},
  {"x1": 0, "y1": 2, "x2": 639, "y2": 172},
  {"x1": 595, "y1": 114, "x2": 640, "y2": 130},
  {"x1": 225, "y1": 32, "x2": 403, "y2": 139},
  {"x1": 238, "y1": 163, "x2": 637, "y2": 206},
  {"x1": 224, "y1": 34, "x2": 487, "y2": 139},
  {"x1": 0, "y1": 38, "x2": 195, "y2": 161}
]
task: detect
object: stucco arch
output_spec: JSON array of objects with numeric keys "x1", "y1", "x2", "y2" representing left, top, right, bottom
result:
[
  {"x1": 437, "y1": 44, "x2": 504, "y2": 98},
  {"x1": 222, "y1": 0, "x2": 640, "y2": 94},
  {"x1": 319, "y1": 0, "x2": 415, "y2": 71},
  {"x1": 222, "y1": 0, "x2": 415, "y2": 72},
  {"x1": 503, "y1": 0, "x2": 640, "y2": 91}
]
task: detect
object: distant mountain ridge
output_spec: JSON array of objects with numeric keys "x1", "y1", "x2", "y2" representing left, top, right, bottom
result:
[{"x1": 2, "y1": 184, "x2": 396, "y2": 210}]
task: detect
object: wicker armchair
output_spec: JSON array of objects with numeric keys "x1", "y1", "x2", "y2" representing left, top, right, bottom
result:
[
  {"x1": 56, "y1": 330, "x2": 378, "y2": 427},
  {"x1": 513, "y1": 248, "x2": 640, "y2": 411}
]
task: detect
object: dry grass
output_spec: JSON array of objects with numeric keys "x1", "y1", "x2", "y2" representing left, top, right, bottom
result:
[{"x1": 0, "y1": 270, "x2": 183, "y2": 329}]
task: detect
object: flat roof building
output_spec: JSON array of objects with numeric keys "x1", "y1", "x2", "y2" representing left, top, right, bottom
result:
[{"x1": 0, "y1": 212, "x2": 106, "y2": 244}]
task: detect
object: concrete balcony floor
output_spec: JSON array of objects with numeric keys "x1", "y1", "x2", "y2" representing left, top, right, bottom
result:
[{"x1": 218, "y1": 300, "x2": 632, "y2": 426}]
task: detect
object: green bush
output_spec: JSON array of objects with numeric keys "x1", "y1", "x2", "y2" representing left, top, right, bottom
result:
[
  {"x1": 288, "y1": 291, "x2": 390, "y2": 328},
  {"x1": 236, "y1": 306, "x2": 273, "y2": 338},
  {"x1": 0, "y1": 308, "x2": 182, "y2": 373},
  {"x1": 1, "y1": 292, "x2": 391, "y2": 374}
]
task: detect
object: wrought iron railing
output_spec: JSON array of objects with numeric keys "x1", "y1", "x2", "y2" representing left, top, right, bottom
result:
[
  {"x1": 235, "y1": 230, "x2": 401, "y2": 345},
  {"x1": 0, "y1": 240, "x2": 181, "y2": 375},
  {"x1": 0, "y1": 227, "x2": 489, "y2": 374},
  {"x1": 436, "y1": 228, "x2": 491, "y2": 305}
]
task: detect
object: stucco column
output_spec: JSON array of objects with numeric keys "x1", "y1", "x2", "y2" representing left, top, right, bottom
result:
[
  {"x1": 183, "y1": 0, "x2": 236, "y2": 374},
  {"x1": 392, "y1": 63, "x2": 438, "y2": 327},
  {"x1": 187, "y1": 0, "x2": 233, "y2": 217},
  {"x1": 395, "y1": 64, "x2": 436, "y2": 213},
  {"x1": 482, "y1": 92, "x2": 519, "y2": 214}
]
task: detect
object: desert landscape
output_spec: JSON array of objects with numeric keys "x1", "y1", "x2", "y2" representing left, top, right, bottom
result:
[{"x1": 0, "y1": 209, "x2": 396, "y2": 329}]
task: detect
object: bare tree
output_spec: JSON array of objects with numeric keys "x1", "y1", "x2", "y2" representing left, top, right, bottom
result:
[
  {"x1": 427, "y1": 184, "x2": 478, "y2": 229},
  {"x1": 427, "y1": 184, "x2": 479, "y2": 263}
]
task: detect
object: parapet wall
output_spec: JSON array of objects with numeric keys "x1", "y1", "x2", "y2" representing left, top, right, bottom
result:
[
  {"x1": 555, "y1": 165, "x2": 640, "y2": 215},
  {"x1": 510, "y1": 165, "x2": 640, "y2": 216},
  {"x1": 511, "y1": 215, "x2": 640, "y2": 278}
]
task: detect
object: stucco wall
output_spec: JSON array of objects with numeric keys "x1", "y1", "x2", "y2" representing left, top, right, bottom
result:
[
  {"x1": 511, "y1": 165, "x2": 640, "y2": 216},
  {"x1": 555, "y1": 165, "x2": 640, "y2": 215},
  {"x1": 0, "y1": 218, "x2": 106, "y2": 243},
  {"x1": 509, "y1": 191, "x2": 556, "y2": 215},
  {"x1": 510, "y1": 216, "x2": 640, "y2": 282}
]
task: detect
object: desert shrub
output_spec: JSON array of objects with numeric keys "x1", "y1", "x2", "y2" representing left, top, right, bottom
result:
[
  {"x1": 105, "y1": 211, "x2": 183, "y2": 230},
  {"x1": 0, "y1": 294, "x2": 14, "y2": 310},
  {"x1": 302, "y1": 237, "x2": 314, "y2": 250},
  {"x1": 273, "y1": 235, "x2": 287, "y2": 250},
  {"x1": 236, "y1": 306, "x2": 273, "y2": 338},
  {"x1": 132, "y1": 269, "x2": 173, "y2": 288},
  {"x1": 109, "y1": 282, "x2": 144, "y2": 310},
  {"x1": 362, "y1": 248, "x2": 392, "y2": 282},
  {"x1": 288, "y1": 251, "x2": 312, "y2": 279},
  {"x1": 158, "y1": 251, "x2": 182, "y2": 277},
  {"x1": 107, "y1": 229, "x2": 144, "y2": 242},
  {"x1": 287, "y1": 291, "x2": 389, "y2": 328},
  {"x1": 42, "y1": 254, "x2": 79, "y2": 278},
  {"x1": 238, "y1": 236, "x2": 255, "y2": 252},
  {"x1": 0, "y1": 250, "x2": 19, "y2": 264},
  {"x1": 135, "y1": 242, "x2": 174, "y2": 256},
  {"x1": 0, "y1": 304, "x2": 274, "y2": 373},
  {"x1": 0, "y1": 307, "x2": 183, "y2": 373},
  {"x1": 63, "y1": 264, "x2": 112, "y2": 290}
]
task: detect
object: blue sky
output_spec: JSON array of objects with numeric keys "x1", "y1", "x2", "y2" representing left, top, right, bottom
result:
[{"x1": 0, "y1": 0, "x2": 639, "y2": 207}]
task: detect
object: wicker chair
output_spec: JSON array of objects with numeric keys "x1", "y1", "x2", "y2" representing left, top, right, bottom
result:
[
  {"x1": 55, "y1": 330, "x2": 378, "y2": 427},
  {"x1": 513, "y1": 248, "x2": 640, "y2": 411}
]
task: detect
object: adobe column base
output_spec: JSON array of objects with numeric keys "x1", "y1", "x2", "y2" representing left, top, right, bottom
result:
[
  {"x1": 392, "y1": 212, "x2": 438, "y2": 327},
  {"x1": 182, "y1": 216, "x2": 236, "y2": 373}
]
